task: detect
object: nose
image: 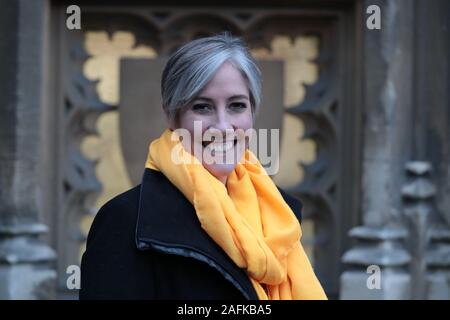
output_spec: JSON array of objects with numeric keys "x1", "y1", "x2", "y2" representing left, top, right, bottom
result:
[{"x1": 210, "y1": 107, "x2": 234, "y2": 133}]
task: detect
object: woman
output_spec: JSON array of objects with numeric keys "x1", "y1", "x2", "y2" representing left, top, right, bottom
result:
[{"x1": 79, "y1": 32, "x2": 326, "y2": 300}]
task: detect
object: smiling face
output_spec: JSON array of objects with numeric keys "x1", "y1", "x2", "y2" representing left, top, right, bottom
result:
[{"x1": 174, "y1": 61, "x2": 254, "y2": 185}]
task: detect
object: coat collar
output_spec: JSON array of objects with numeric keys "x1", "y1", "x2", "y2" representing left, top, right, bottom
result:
[{"x1": 135, "y1": 168, "x2": 259, "y2": 300}]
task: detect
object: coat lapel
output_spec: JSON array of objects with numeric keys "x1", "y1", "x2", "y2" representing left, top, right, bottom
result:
[{"x1": 135, "y1": 168, "x2": 259, "y2": 300}]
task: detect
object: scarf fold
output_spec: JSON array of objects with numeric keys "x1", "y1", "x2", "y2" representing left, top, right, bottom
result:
[{"x1": 145, "y1": 129, "x2": 327, "y2": 300}]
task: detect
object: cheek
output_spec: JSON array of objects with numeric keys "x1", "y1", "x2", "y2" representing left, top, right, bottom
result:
[
  {"x1": 234, "y1": 110, "x2": 253, "y2": 130},
  {"x1": 177, "y1": 112, "x2": 212, "y2": 151},
  {"x1": 177, "y1": 111, "x2": 194, "y2": 131},
  {"x1": 178, "y1": 112, "x2": 199, "y2": 134}
]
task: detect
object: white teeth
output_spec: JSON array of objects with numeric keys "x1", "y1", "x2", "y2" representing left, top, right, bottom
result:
[{"x1": 205, "y1": 141, "x2": 234, "y2": 152}]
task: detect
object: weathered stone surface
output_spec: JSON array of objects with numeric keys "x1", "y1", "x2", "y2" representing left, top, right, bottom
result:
[
  {"x1": 427, "y1": 245, "x2": 450, "y2": 267},
  {"x1": 342, "y1": 245, "x2": 411, "y2": 267},
  {"x1": 348, "y1": 226, "x2": 408, "y2": 241},
  {"x1": 0, "y1": 235, "x2": 56, "y2": 264},
  {"x1": 340, "y1": 270, "x2": 411, "y2": 300},
  {"x1": 340, "y1": 0, "x2": 415, "y2": 299},
  {"x1": 427, "y1": 274, "x2": 450, "y2": 300},
  {"x1": 405, "y1": 162, "x2": 432, "y2": 175},
  {"x1": 402, "y1": 179, "x2": 437, "y2": 200},
  {"x1": 0, "y1": 0, "x2": 56, "y2": 299},
  {"x1": 0, "y1": 265, "x2": 56, "y2": 300}
]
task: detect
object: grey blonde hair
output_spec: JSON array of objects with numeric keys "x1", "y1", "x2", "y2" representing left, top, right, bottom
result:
[{"x1": 161, "y1": 32, "x2": 262, "y2": 124}]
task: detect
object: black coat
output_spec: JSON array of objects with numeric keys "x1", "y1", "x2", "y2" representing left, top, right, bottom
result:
[{"x1": 79, "y1": 168, "x2": 303, "y2": 300}]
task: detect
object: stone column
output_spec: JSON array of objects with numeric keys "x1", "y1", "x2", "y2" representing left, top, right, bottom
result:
[
  {"x1": 0, "y1": 0, "x2": 56, "y2": 299},
  {"x1": 402, "y1": 162, "x2": 450, "y2": 299},
  {"x1": 340, "y1": 0, "x2": 415, "y2": 299}
]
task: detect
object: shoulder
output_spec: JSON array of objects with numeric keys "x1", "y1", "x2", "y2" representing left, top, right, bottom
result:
[
  {"x1": 80, "y1": 184, "x2": 159, "y2": 299},
  {"x1": 85, "y1": 169, "x2": 180, "y2": 248},
  {"x1": 85, "y1": 184, "x2": 141, "y2": 247}
]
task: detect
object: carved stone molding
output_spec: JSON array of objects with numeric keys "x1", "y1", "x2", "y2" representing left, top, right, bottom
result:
[
  {"x1": 58, "y1": 28, "x2": 114, "y2": 288},
  {"x1": 402, "y1": 161, "x2": 450, "y2": 299}
]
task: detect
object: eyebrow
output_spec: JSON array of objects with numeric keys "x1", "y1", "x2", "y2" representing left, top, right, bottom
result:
[{"x1": 194, "y1": 95, "x2": 249, "y2": 102}]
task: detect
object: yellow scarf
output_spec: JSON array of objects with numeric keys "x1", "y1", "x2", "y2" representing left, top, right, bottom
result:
[{"x1": 145, "y1": 129, "x2": 327, "y2": 300}]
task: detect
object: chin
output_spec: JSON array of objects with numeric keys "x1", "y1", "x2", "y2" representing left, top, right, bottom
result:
[{"x1": 203, "y1": 162, "x2": 237, "y2": 181}]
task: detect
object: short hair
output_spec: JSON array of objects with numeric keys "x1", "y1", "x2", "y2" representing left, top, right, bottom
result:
[{"x1": 161, "y1": 32, "x2": 262, "y2": 124}]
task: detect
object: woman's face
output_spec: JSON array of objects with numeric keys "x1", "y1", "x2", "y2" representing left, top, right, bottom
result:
[{"x1": 175, "y1": 61, "x2": 253, "y2": 184}]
